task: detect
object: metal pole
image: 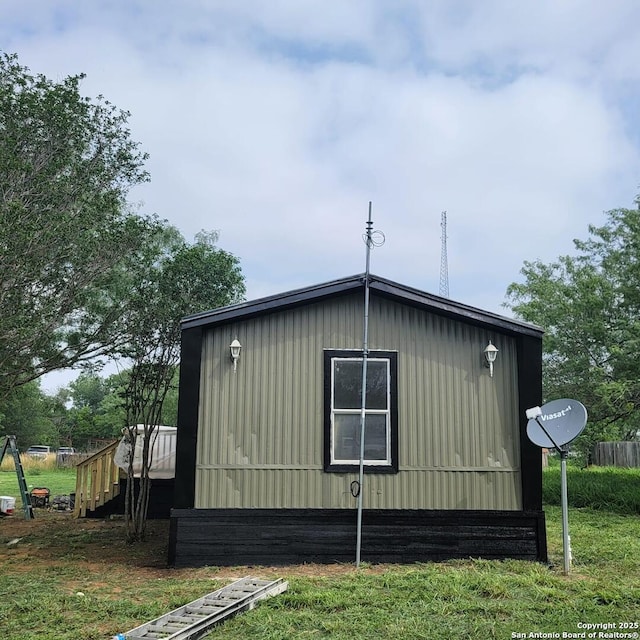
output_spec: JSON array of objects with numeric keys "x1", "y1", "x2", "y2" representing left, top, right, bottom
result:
[
  {"x1": 560, "y1": 450, "x2": 571, "y2": 575},
  {"x1": 356, "y1": 202, "x2": 373, "y2": 568},
  {"x1": 533, "y1": 416, "x2": 571, "y2": 575}
]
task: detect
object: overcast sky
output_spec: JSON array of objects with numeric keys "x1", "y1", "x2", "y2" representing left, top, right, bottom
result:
[{"x1": 3, "y1": 1, "x2": 640, "y2": 390}]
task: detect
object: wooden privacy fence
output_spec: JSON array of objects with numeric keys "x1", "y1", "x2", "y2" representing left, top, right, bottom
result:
[
  {"x1": 73, "y1": 440, "x2": 122, "y2": 517},
  {"x1": 593, "y1": 441, "x2": 640, "y2": 468}
]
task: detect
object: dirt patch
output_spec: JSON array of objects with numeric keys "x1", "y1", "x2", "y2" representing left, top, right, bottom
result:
[
  {"x1": 0, "y1": 510, "x2": 390, "y2": 581},
  {"x1": 1, "y1": 510, "x2": 168, "y2": 569}
]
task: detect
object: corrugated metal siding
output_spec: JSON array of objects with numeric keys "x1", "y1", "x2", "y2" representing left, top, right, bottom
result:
[
  {"x1": 195, "y1": 468, "x2": 520, "y2": 510},
  {"x1": 195, "y1": 293, "x2": 522, "y2": 510}
]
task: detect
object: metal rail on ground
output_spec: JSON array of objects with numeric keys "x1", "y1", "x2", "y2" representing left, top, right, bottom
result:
[{"x1": 119, "y1": 577, "x2": 288, "y2": 640}]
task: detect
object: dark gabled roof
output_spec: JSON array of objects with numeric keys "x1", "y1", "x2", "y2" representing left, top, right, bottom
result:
[{"x1": 181, "y1": 273, "x2": 543, "y2": 338}]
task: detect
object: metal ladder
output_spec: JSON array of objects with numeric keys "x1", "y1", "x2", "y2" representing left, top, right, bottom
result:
[
  {"x1": 0, "y1": 435, "x2": 34, "y2": 520},
  {"x1": 121, "y1": 577, "x2": 288, "y2": 640}
]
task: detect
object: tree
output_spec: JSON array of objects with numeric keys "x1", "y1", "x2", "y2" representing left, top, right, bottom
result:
[
  {"x1": 0, "y1": 52, "x2": 162, "y2": 398},
  {"x1": 0, "y1": 380, "x2": 58, "y2": 448},
  {"x1": 505, "y1": 197, "x2": 640, "y2": 460},
  {"x1": 55, "y1": 370, "x2": 116, "y2": 450},
  {"x1": 119, "y1": 230, "x2": 245, "y2": 541},
  {"x1": 68, "y1": 369, "x2": 108, "y2": 412},
  {"x1": 92, "y1": 371, "x2": 131, "y2": 443}
]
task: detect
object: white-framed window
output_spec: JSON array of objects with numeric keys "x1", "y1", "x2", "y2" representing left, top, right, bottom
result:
[{"x1": 323, "y1": 350, "x2": 398, "y2": 473}]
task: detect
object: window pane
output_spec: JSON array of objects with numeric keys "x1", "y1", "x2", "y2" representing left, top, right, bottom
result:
[
  {"x1": 365, "y1": 361, "x2": 388, "y2": 410},
  {"x1": 363, "y1": 414, "x2": 387, "y2": 459},
  {"x1": 333, "y1": 361, "x2": 362, "y2": 409},
  {"x1": 333, "y1": 359, "x2": 388, "y2": 410},
  {"x1": 334, "y1": 414, "x2": 360, "y2": 460},
  {"x1": 333, "y1": 414, "x2": 388, "y2": 462}
]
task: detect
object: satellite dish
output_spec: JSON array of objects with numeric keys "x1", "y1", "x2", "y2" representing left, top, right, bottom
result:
[
  {"x1": 526, "y1": 398, "x2": 588, "y2": 449},
  {"x1": 525, "y1": 398, "x2": 588, "y2": 576}
]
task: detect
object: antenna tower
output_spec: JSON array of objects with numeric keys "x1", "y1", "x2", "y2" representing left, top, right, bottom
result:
[
  {"x1": 439, "y1": 211, "x2": 449, "y2": 298},
  {"x1": 355, "y1": 202, "x2": 384, "y2": 569}
]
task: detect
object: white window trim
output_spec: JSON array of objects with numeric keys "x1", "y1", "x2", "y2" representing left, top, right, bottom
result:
[{"x1": 330, "y1": 356, "x2": 392, "y2": 466}]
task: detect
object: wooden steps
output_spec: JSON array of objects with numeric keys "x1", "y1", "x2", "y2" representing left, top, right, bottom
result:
[{"x1": 73, "y1": 440, "x2": 121, "y2": 517}]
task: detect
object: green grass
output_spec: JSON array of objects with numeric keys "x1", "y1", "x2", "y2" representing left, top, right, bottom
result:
[
  {"x1": 543, "y1": 465, "x2": 640, "y2": 514},
  {"x1": 0, "y1": 467, "x2": 639, "y2": 639},
  {"x1": 1, "y1": 506, "x2": 637, "y2": 640},
  {"x1": 202, "y1": 506, "x2": 640, "y2": 640},
  {"x1": 0, "y1": 466, "x2": 76, "y2": 497}
]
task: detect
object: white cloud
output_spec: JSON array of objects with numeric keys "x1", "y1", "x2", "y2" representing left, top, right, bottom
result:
[{"x1": 2, "y1": 1, "x2": 640, "y2": 343}]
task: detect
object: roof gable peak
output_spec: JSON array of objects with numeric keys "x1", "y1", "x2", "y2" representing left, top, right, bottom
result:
[{"x1": 181, "y1": 273, "x2": 542, "y2": 337}]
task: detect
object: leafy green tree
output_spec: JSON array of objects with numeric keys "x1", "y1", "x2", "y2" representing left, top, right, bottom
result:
[
  {"x1": 53, "y1": 370, "x2": 135, "y2": 450},
  {"x1": 63, "y1": 406, "x2": 98, "y2": 451},
  {"x1": 157, "y1": 368, "x2": 179, "y2": 427},
  {"x1": 54, "y1": 371, "x2": 111, "y2": 450},
  {"x1": 0, "y1": 52, "x2": 163, "y2": 398},
  {"x1": 69, "y1": 370, "x2": 108, "y2": 412},
  {"x1": 93, "y1": 368, "x2": 178, "y2": 437},
  {"x1": 119, "y1": 230, "x2": 245, "y2": 541},
  {"x1": 48, "y1": 367, "x2": 178, "y2": 453},
  {"x1": 506, "y1": 198, "x2": 640, "y2": 460},
  {"x1": 0, "y1": 381, "x2": 58, "y2": 448},
  {"x1": 93, "y1": 371, "x2": 129, "y2": 441},
  {"x1": 42, "y1": 390, "x2": 72, "y2": 447}
]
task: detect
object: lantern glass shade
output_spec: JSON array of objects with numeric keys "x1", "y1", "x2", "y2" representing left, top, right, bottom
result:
[
  {"x1": 230, "y1": 338, "x2": 242, "y2": 371},
  {"x1": 484, "y1": 340, "x2": 498, "y2": 377}
]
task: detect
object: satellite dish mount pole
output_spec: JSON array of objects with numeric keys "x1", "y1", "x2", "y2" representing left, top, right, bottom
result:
[{"x1": 533, "y1": 416, "x2": 572, "y2": 576}]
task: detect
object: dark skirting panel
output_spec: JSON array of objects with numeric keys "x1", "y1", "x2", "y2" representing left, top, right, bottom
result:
[
  {"x1": 168, "y1": 508, "x2": 547, "y2": 567},
  {"x1": 85, "y1": 478, "x2": 174, "y2": 519}
]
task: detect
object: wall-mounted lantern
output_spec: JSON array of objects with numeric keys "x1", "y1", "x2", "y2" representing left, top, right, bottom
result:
[
  {"x1": 229, "y1": 338, "x2": 242, "y2": 373},
  {"x1": 484, "y1": 340, "x2": 499, "y2": 378}
]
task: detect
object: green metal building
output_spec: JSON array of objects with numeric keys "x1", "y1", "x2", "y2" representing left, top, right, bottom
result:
[{"x1": 169, "y1": 274, "x2": 547, "y2": 566}]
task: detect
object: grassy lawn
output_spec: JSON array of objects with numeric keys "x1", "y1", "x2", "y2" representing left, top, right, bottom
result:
[
  {"x1": 0, "y1": 460, "x2": 77, "y2": 497},
  {"x1": 543, "y1": 464, "x2": 640, "y2": 514},
  {"x1": 208, "y1": 506, "x2": 640, "y2": 640},
  {"x1": 0, "y1": 467, "x2": 638, "y2": 639}
]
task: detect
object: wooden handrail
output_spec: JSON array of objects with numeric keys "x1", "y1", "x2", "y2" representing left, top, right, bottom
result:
[{"x1": 73, "y1": 440, "x2": 123, "y2": 518}]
